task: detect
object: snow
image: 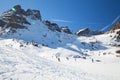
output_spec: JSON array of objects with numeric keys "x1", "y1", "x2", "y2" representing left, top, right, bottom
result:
[
  {"x1": 1, "y1": 18, "x2": 75, "y2": 48},
  {"x1": 0, "y1": 39, "x2": 120, "y2": 80},
  {"x1": 0, "y1": 17, "x2": 120, "y2": 80}
]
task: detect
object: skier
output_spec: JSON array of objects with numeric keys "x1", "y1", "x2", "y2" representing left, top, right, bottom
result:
[{"x1": 92, "y1": 58, "x2": 94, "y2": 63}]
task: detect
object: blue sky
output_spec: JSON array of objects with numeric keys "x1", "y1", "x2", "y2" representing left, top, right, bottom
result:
[{"x1": 0, "y1": 0, "x2": 120, "y2": 32}]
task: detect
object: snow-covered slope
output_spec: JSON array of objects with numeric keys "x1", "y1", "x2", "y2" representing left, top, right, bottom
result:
[
  {"x1": 0, "y1": 18, "x2": 75, "y2": 48},
  {"x1": 0, "y1": 6, "x2": 75, "y2": 48},
  {"x1": 0, "y1": 5, "x2": 74, "y2": 49},
  {"x1": 0, "y1": 38, "x2": 120, "y2": 80},
  {"x1": 0, "y1": 5, "x2": 120, "y2": 80}
]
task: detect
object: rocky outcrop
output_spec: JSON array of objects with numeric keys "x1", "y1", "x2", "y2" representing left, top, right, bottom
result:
[
  {"x1": 43, "y1": 20, "x2": 61, "y2": 32},
  {"x1": 0, "y1": 20, "x2": 6, "y2": 26},
  {"x1": 110, "y1": 30, "x2": 120, "y2": 47},
  {"x1": 0, "y1": 5, "x2": 30, "y2": 31},
  {"x1": 43, "y1": 20, "x2": 72, "y2": 34},
  {"x1": 50, "y1": 23, "x2": 61, "y2": 32},
  {"x1": 0, "y1": 5, "x2": 42, "y2": 35},
  {"x1": 116, "y1": 30, "x2": 120, "y2": 42},
  {"x1": 75, "y1": 28, "x2": 102, "y2": 36},
  {"x1": 109, "y1": 22, "x2": 120, "y2": 32},
  {"x1": 43, "y1": 20, "x2": 51, "y2": 26},
  {"x1": 109, "y1": 22, "x2": 120, "y2": 46},
  {"x1": 13, "y1": 5, "x2": 26, "y2": 15},
  {"x1": 26, "y1": 9, "x2": 42, "y2": 20},
  {"x1": 60, "y1": 26, "x2": 72, "y2": 34},
  {"x1": 13, "y1": 5, "x2": 42, "y2": 20}
]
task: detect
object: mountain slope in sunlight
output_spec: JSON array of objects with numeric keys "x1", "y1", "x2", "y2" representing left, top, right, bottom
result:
[{"x1": 0, "y1": 5, "x2": 120, "y2": 80}]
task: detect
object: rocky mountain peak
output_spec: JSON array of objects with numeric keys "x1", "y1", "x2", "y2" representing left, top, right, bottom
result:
[
  {"x1": 0, "y1": 5, "x2": 42, "y2": 35},
  {"x1": 0, "y1": 5, "x2": 73, "y2": 37},
  {"x1": 13, "y1": 5, "x2": 21, "y2": 10},
  {"x1": 26, "y1": 9, "x2": 42, "y2": 20},
  {"x1": 11, "y1": 5, "x2": 42, "y2": 20},
  {"x1": 13, "y1": 5, "x2": 24, "y2": 13}
]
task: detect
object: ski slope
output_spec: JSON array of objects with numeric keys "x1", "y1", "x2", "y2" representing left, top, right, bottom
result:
[
  {"x1": 0, "y1": 34, "x2": 120, "y2": 80},
  {"x1": 0, "y1": 11, "x2": 120, "y2": 80}
]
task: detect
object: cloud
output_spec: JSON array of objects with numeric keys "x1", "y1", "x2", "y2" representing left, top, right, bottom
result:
[{"x1": 52, "y1": 19, "x2": 72, "y2": 23}]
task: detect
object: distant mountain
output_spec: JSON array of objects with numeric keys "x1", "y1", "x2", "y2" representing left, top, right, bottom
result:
[{"x1": 75, "y1": 28, "x2": 103, "y2": 36}]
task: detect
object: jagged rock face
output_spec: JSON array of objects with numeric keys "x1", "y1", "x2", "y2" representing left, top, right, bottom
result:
[
  {"x1": 0, "y1": 20, "x2": 6, "y2": 26},
  {"x1": 109, "y1": 22, "x2": 120, "y2": 32},
  {"x1": 43, "y1": 20, "x2": 61, "y2": 32},
  {"x1": 43, "y1": 20, "x2": 72, "y2": 34},
  {"x1": 116, "y1": 31, "x2": 120, "y2": 42},
  {"x1": 26, "y1": 9, "x2": 42, "y2": 20},
  {"x1": 0, "y1": 5, "x2": 42, "y2": 35},
  {"x1": 114, "y1": 30, "x2": 120, "y2": 42},
  {"x1": 13, "y1": 5, "x2": 26, "y2": 15},
  {"x1": 60, "y1": 26, "x2": 72, "y2": 34},
  {"x1": 109, "y1": 22, "x2": 120, "y2": 43},
  {"x1": 13, "y1": 5, "x2": 42, "y2": 20},
  {"x1": 110, "y1": 30, "x2": 120, "y2": 47},
  {"x1": 50, "y1": 23, "x2": 61, "y2": 32},
  {"x1": 0, "y1": 5, "x2": 30, "y2": 30},
  {"x1": 109, "y1": 23, "x2": 120, "y2": 46}
]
